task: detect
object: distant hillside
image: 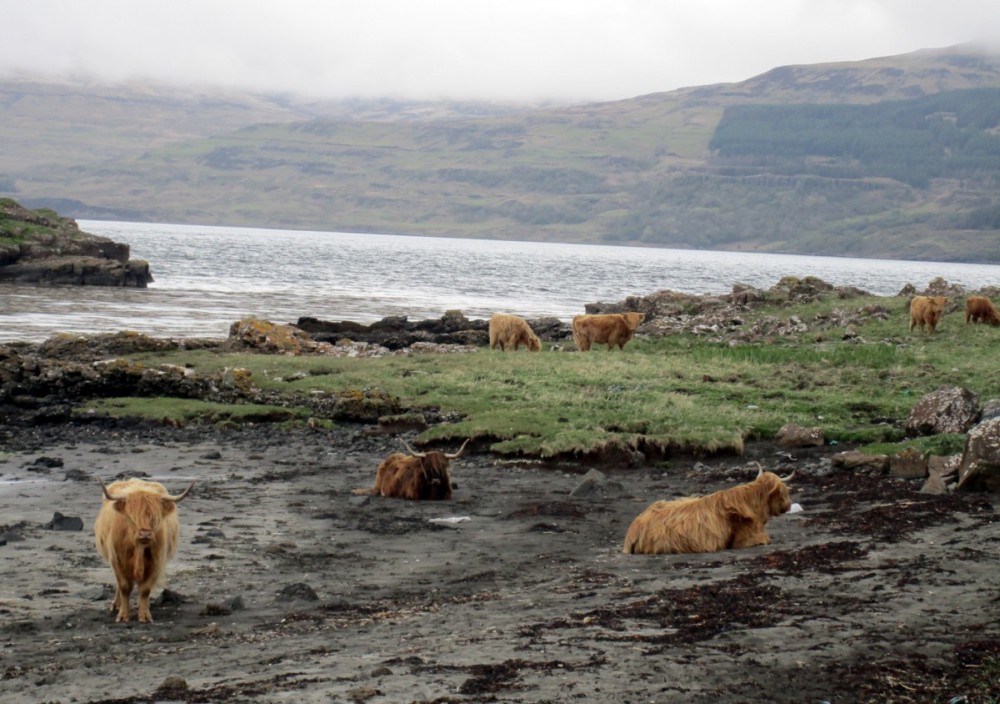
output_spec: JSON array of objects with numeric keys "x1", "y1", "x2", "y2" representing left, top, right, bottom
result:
[{"x1": 2, "y1": 43, "x2": 1000, "y2": 262}]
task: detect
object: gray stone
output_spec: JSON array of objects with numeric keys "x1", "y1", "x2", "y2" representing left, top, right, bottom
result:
[
  {"x1": 889, "y1": 448, "x2": 928, "y2": 479},
  {"x1": 958, "y1": 417, "x2": 1000, "y2": 492},
  {"x1": 905, "y1": 386, "x2": 980, "y2": 436},
  {"x1": 831, "y1": 450, "x2": 889, "y2": 475},
  {"x1": 43, "y1": 512, "x2": 83, "y2": 531},
  {"x1": 570, "y1": 469, "x2": 607, "y2": 497},
  {"x1": 278, "y1": 582, "x2": 318, "y2": 602},
  {"x1": 776, "y1": 423, "x2": 824, "y2": 448}
]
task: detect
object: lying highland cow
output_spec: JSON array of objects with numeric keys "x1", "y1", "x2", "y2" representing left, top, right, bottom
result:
[
  {"x1": 965, "y1": 296, "x2": 1000, "y2": 327},
  {"x1": 94, "y1": 477, "x2": 195, "y2": 623},
  {"x1": 354, "y1": 438, "x2": 470, "y2": 500},
  {"x1": 489, "y1": 313, "x2": 541, "y2": 352},
  {"x1": 909, "y1": 295, "x2": 947, "y2": 334},
  {"x1": 623, "y1": 467, "x2": 794, "y2": 555},
  {"x1": 572, "y1": 312, "x2": 644, "y2": 351}
]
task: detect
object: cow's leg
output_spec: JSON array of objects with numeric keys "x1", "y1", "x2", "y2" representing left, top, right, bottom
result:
[
  {"x1": 114, "y1": 577, "x2": 133, "y2": 622},
  {"x1": 137, "y1": 584, "x2": 154, "y2": 623},
  {"x1": 731, "y1": 526, "x2": 771, "y2": 549}
]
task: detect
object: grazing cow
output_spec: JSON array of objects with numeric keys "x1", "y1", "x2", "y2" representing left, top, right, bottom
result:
[
  {"x1": 622, "y1": 468, "x2": 794, "y2": 555},
  {"x1": 965, "y1": 296, "x2": 1000, "y2": 327},
  {"x1": 94, "y1": 477, "x2": 194, "y2": 623},
  {"x1": 909, "y1": 295, "x2": 947, "y2": 334},
  {"x1": 354, "y1": 438, "x2": 470, "y2": 500},
  {"x1": 572, "y1": 312, "x2": 644, "y2": 351},
  {"x1": 489, "y1": 313, "x2": 542, "y2": 352}
]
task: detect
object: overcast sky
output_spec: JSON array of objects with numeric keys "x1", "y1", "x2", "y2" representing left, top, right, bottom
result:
[{"x1": 3, "y1": 0, "x2": 999, "y2": 103}]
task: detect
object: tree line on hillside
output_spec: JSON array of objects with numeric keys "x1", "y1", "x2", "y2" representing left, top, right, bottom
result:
[{"x1": 708, "y1": 88, "x2": 1000, "y2": 189}]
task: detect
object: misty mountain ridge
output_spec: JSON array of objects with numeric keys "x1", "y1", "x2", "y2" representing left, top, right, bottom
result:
[{"x1": 2, "y1": 42, "x2": 1000, "y2": 262}]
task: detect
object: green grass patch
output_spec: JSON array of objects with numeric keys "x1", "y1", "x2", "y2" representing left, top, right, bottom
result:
[
  {"x1": 115, "y1": 291, "x2": 1000, "y2": 457},
  {"x1": 76, "y1": 397, "x2": 315, "y2": 428},
  {"x1": 860, "y1": 433, "x2": 968, "y2": 458}
]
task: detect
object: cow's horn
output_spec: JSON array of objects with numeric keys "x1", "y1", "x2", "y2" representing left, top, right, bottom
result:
[
  {"x1": 163, "y1": 481, "x2": 196, "y2": 503},
  {"x1": 749, "y1": 461, "x2": 764, "y2": 479},
  {"x1": 98, "y1": 477, "x2": 120, "y2": 501},
  {"x1": 399, "y1": 438, "x2": 427, "y2": 458},
  {"x1": 778, "y1": 470, "x2": 796, "y2": 483},
  {"x1": 444, "y1": 438, "x2": 471, "y2": 460}
]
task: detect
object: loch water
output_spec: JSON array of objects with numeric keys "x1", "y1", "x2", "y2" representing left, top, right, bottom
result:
[{"x1": 2, "y1": 220, "x2": 1000, "y2": 343}]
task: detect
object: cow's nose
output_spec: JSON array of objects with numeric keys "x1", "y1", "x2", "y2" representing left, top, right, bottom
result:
[{"x1": 138, "y1": 530, "x2": 153, "y2": 543}]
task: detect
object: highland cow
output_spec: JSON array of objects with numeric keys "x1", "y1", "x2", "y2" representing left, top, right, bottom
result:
[
  {"x1": 965, "y1": 296, "x2": 1000, "y2": 327},
  {"x1": 489, "y1": 313, "x2": 542, "y2": 352},
  {"x1": 354, "y1": 438, "x2": 470, "y2": 500},
  {"x1": 623, "y1": 468, "x2": 794, "y2": 555},
  {"x1": 909, "y1": 295, "x2": 947, "y2": 334},
  {"x1": 94, "y1": 477, "x2": 194, "y2": 623},
  {"x1": 571, "y1": 312, "x2": 644, "y2": 351}
]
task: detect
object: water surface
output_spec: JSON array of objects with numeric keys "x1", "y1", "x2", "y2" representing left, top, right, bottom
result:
[{"x1": 2, "y1": 220, "x2": 998, "y2": 342}]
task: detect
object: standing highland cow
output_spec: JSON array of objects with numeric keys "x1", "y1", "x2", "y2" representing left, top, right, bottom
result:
[
  {"x1": 965, "y1": 296, "x2": 1000, "y2": 326},
  {"x1": 489, "y1": 313, "x2": 542, "y2": 352},
  {"x1": 94, "y1": 477, "x2": 194, "y2": 623},
  {"x1": 909, "y1": 295, "x2": 948, "y2": 334},
  {"x1": 571, "y1": 312, "x2": 644, "y2": 351}
]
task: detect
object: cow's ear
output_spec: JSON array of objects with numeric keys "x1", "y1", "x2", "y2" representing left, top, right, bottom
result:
[
  {"x1": 160, "y1": 499, "x2": 176, "y2": 515},
  {"x1": 113, "y1": 500, "x2": 126, "y2": 514}
]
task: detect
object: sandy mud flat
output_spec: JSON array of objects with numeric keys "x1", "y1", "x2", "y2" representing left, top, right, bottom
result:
[{"x1": 1, "y1": 423, "x2": 999, "y2": 703}]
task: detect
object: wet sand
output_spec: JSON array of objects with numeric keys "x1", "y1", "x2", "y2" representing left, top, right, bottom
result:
[{"x1": 1, "y1": 423, "x2": 998, "y2": 703}]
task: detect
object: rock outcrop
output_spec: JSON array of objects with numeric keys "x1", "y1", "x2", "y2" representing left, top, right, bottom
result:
[
  {"x1": 296, "y1": 311, "x2": 570, "y2": 349},
  {"x1": 0, "y1": 198, "x2": 153, "y2": 287}
]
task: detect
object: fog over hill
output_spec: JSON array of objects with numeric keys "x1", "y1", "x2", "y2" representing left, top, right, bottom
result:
[{"x1": 2, "y1": 43, "x2": 1000, "y2": 262}]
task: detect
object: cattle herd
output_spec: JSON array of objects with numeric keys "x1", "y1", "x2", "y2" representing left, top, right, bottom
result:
[
  {"x1": 94, "y1": 295, "x2": 995, "y2": 623},
  {"x1": 910, "y1": 294, "x2": 1000, "y2": 333},
  {"x1": 490, "y1": 311, "x2": 645, "y2": 352}
]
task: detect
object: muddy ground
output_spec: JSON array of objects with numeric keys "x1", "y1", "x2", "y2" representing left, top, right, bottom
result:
[{"x1": 1, "y1": 421, "x2": 999, "y2": 704}]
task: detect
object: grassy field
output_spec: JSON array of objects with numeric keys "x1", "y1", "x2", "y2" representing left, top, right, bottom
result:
[{"x1": 81, "y1": 292, "x2": 1000, "y2": 462}]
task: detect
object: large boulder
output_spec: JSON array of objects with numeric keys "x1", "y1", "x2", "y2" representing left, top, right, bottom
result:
[
  {"x1": 226, "y1": 318, "x2": 334, "y2": 355},
  {"x1": 905, "y1": 386, "x2": 980, "y2": 436},
  {"x1": 957, "y1": 418, "x2": 1000, "y2": 492}
]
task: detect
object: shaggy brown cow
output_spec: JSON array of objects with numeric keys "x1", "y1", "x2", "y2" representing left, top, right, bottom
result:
[
  {"x1": 965, "y1": 296, "x2": 1000, "y2": 326},
  {"x1": 622, "y1": 468, "x2": 794, "y2": 555},
  {"x1": 94, "y1": 477, "x2": 194, "y2": 623},
  {"x1": 489, "y1": 313, "x2": 541, "y2": 352},
  {"x1": 353, "y1": 438, "x2": 470, "y2": 500},
  {"x1": 572, "y1": 312, "x2": 644, "y2": 351},
  {"x1": 909, "y1": 295, "x2": 947, "y2": 334}
]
